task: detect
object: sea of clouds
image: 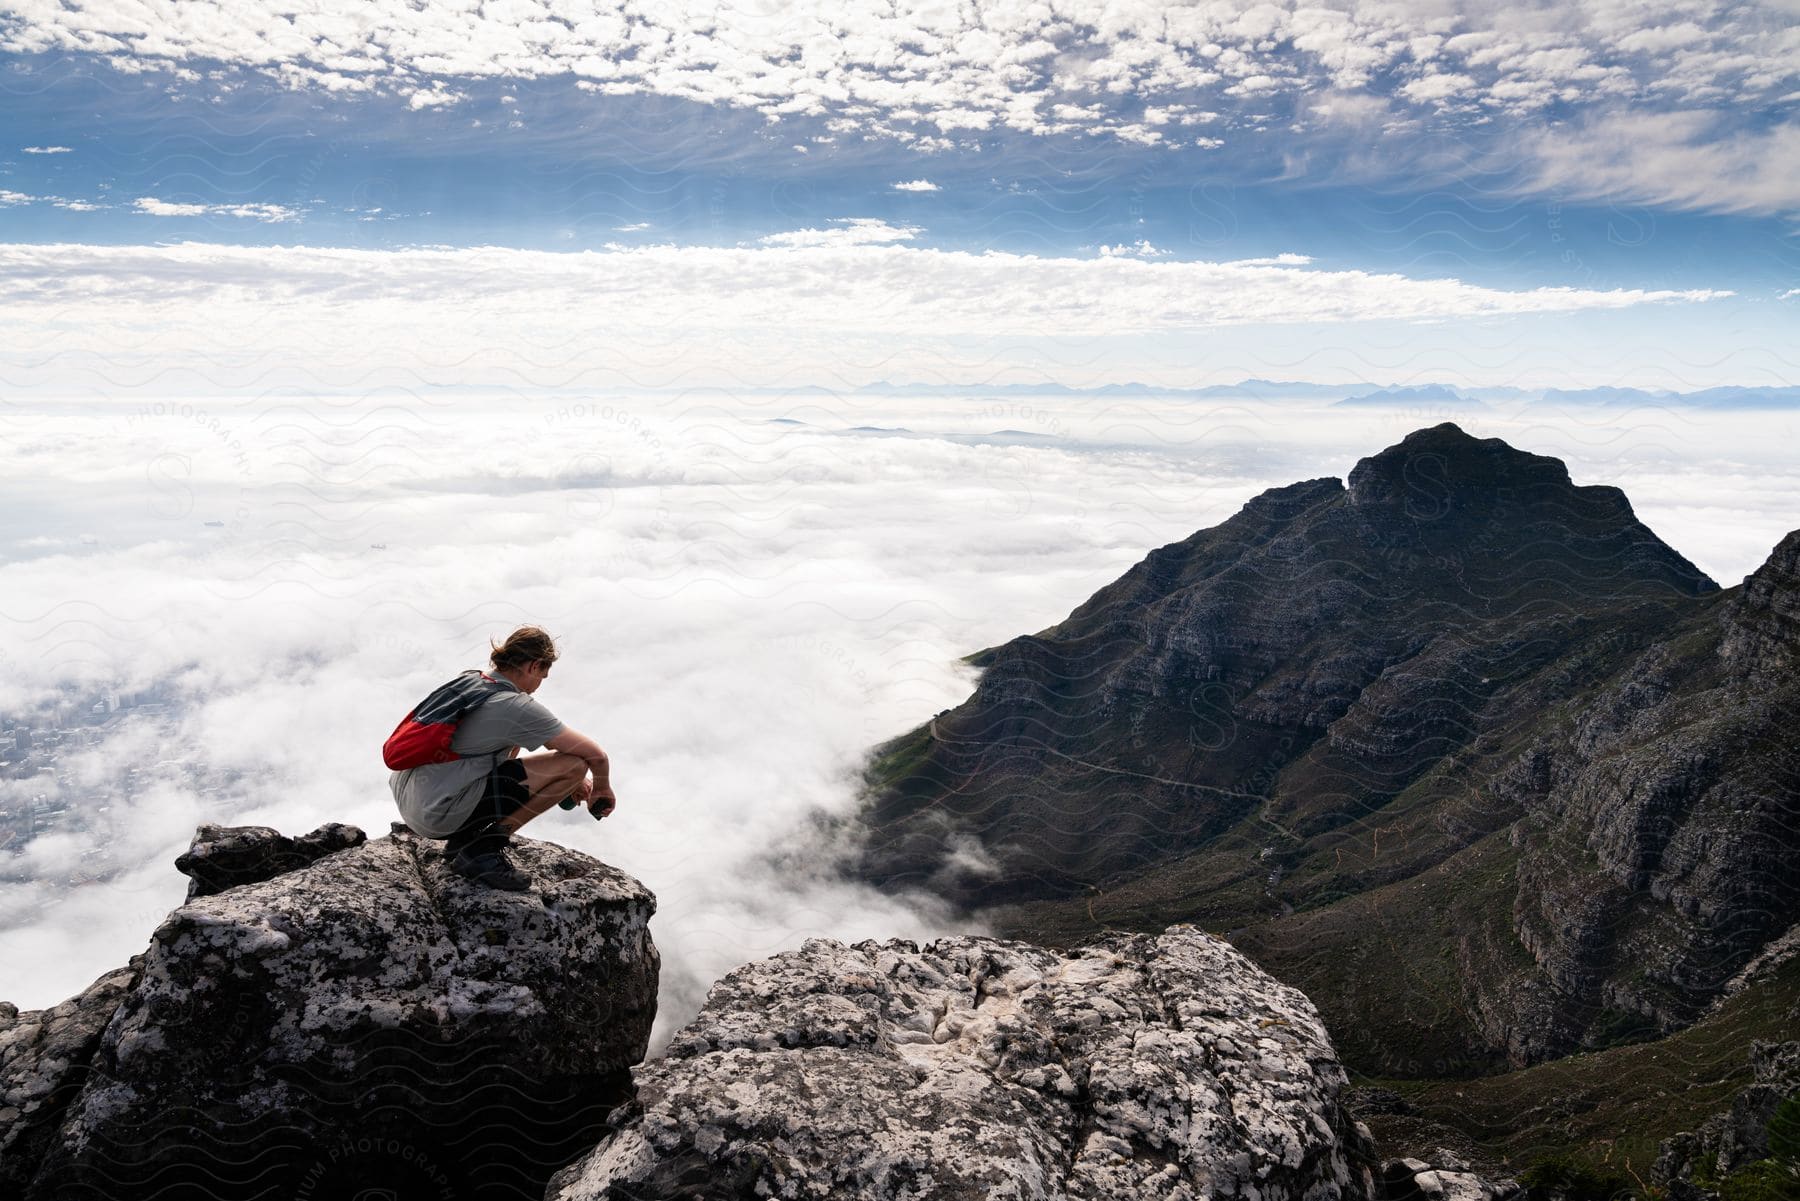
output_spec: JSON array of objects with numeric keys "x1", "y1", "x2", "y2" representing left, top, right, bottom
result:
[{"x1": 1, "y1": 389, "x2": 1795, "y2": 1045}]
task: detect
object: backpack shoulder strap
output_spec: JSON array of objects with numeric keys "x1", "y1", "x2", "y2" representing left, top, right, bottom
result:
[{"x1": 414, "y1": 670, "x2": 513, "y2": 724}]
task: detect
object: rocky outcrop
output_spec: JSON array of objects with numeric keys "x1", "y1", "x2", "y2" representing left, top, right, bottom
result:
[
  {"x1": 1654, "y1": 1041, "x2": 1800, "y2": 1201},
  {"x1": 3, "y1": 822, "x2": 658, "y2": 1201},
  {"x1": 855, "y1": 424, "x2": 1799, "y2": 1071},
  {"x1": 1377, "y1": 1153, "x2": 1517, "y2": 1201},
  {"x1": 1721, "y1": 529, "x2": 1800, "y2": 670},
  {"x1": 548, "y1": 927, "x2": 1378, "y2": 1201},
  {"x1": 1497, "y1": 529, "x2": 1800, "y2": 1048},
  {"x1": 174, "y1": 820, "x2": 366, "y2": 900}
]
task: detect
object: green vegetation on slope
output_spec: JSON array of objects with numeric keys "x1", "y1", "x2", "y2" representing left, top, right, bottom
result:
[{"x1": 1365, "y1": 954, "x2": 1800, "y2": 1184}]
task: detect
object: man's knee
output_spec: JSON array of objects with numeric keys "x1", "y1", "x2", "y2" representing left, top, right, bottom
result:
[{"x1": 529, "y1": 752, "x2": 586, "y2": 793}]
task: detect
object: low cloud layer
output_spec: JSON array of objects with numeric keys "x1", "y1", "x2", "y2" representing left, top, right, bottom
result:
[{"x1": 1, "y1": 392, "x2": 1795, "y2": 1045}]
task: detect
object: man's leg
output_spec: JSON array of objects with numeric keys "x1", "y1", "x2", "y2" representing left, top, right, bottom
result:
[
  {"x1": 496, "y1": 751, "x2": 589, "y2": 836},
  {"x1": 442, "y1": 761, "x2": 537, "y2": 889},
  {"x1": 444, "y1": 759, "x2": 531, "y2": 862}
]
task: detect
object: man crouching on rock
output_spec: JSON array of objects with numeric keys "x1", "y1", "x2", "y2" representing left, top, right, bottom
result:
[{"x1": 389, "y1": 626, "x2": 615, "y2": 891}]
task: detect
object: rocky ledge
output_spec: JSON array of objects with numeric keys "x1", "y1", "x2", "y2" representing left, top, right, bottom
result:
[
  {"x1": 550, "y1": 927, "x2": 1381, "y2": 1201},
  {"x1": 0, "y1": 822, "x2": 659, "y2": 1201}
]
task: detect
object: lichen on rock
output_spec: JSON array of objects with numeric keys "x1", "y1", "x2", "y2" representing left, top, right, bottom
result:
[
  {"x1": 549, "y1": 926, "x2": 1378, "y2": 1201},
  {"x1": 0, "y1": 960, "x2": 143, "y2": 1199},
  {"x1": 7, "y1": 822, "x2": 659, "y2": 1200}
]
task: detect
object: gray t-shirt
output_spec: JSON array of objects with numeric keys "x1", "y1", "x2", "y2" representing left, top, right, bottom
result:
[{"x1": 389, "y1": 674, "x2": 567, "y2": 838}]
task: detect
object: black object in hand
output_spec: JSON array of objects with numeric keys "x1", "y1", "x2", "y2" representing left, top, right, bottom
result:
[{"x1": 558, "y1": 796, "x2": 608, "y2": 820}]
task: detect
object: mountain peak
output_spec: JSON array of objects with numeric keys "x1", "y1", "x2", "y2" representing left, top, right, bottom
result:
[
  {"x1": 853, "y1": 427, "x2": 1779, "y2": 1088},
  {"x1": 1337, "y1": 424, "x2": 1714, "y2": 594},
  {"x1": 1346, "y1": 422, "x2": 1574, "y2": 505}
]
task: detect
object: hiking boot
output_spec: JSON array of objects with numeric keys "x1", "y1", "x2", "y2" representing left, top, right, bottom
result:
[{"x1": 449, "y1": 847, "x2": 531, "y2": 891}]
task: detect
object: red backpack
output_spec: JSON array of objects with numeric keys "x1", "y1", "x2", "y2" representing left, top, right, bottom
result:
[{"x1": 382, "y1": 671, "x2": 513, "y2": 770}]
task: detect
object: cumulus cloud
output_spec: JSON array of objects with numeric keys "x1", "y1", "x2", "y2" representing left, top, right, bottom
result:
[
  {"x1": 1144, "y1": 105, "x2": 1219, "y2": 127},
  {"x1": 0, "y1": 190, "x2": 108, "y2": 216},
  {"x1": 1099, "y1": 240, "x2": 1166, "y2": 258},
  {"x1": 1399, "y1": 72, "x2": 1477, "y2": 105},
  {"x1": 133, "y1": 197, "x2": 301, "y2": 222},
  {"x1": 21, "y1": 145, "x2": 72, "y2": 154},
  {"x1": 0, "y1": 0, "x2": 1793, "y2": 217},
  {"x1": 206, "y1": 202, "x2": 300, "y2": 223},
  {"x1": 756, "y1": 218, "x2": 922, "y2": 248},
  {"x1": 891, "y1": 179, "x2": 940, "y2": 192},
  {"x1": 133, "y1": 198, "x2": 208, "y2": 217},
  {"x1": 405, "y1": 85, "x2": 463, "y2": 110}
]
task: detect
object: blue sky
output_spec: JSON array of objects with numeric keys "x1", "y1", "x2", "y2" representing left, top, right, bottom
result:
[{"x1": 1, "y1": 1, "x2": 1796, "y2": 387}]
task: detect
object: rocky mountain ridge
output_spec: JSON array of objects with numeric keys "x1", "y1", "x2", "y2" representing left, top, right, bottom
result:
[{"x1": 854, "y1": 424, "x2": 1798, "y2": 1073}]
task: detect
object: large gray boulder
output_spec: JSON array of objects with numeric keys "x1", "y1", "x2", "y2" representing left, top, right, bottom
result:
[
  {"x1": 549, "y1": 926, "x2": 1376, "y2": 1201},
  {"x1": 5, "y1": 822, "x2": 658, "y2": 1200}
]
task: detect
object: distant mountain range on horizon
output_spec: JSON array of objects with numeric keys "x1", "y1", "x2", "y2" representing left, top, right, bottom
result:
[{"x1": 777, "y1": 380, "x2": 1800, "y2": 407}]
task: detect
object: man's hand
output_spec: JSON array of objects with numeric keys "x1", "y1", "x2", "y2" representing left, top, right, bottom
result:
[{"x1": 588, "y1": 784, "x2": 617, "y2": 819}]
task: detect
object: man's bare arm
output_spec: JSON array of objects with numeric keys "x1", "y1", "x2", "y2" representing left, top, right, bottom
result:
[
  {"x1": 545, "y1": 727, "x2": 615, "y2": 815},
  {"x1": 546, "y1": 727, "x2": 606, "y2": 764}
]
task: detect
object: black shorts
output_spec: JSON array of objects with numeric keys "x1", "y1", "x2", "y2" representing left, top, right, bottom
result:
[{"x1": 447, "y1": 758, "x2": 530, "y2": 840}]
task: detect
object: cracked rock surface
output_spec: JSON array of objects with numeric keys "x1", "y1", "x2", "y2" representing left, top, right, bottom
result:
[
  {"x1": 549, "y1": 926, "x2": 1375, "y2": 1201},
  {"x1": 0, "y1": 960, "x2": 143, "y2": 1199},
  {"x1": 8, "y1": 822, "x2": 658, "y2": 1201}
]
